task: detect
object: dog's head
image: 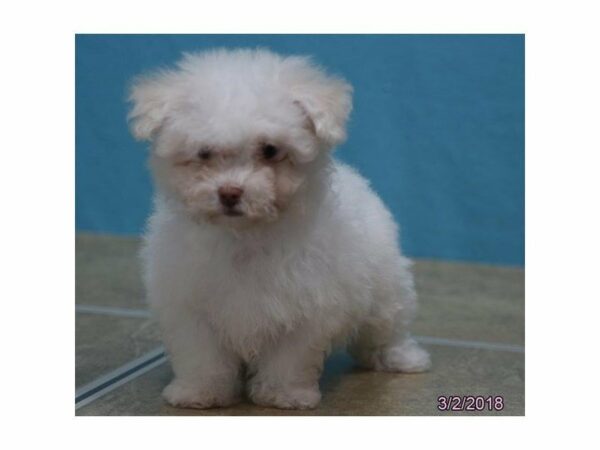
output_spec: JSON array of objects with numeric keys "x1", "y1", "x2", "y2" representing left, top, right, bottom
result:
[{"x1": 128, "y1": 49, "x2": 352, "y2": 228}]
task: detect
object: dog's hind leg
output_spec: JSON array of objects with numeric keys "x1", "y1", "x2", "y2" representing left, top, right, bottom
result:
[{"x1": 348, "y1": 258, "x2": 431, "y2": 373}]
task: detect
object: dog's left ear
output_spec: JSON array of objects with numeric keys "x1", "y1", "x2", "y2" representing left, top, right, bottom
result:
[{"x1": 285, "y1": 57, "x2": 353, "y2": 160}]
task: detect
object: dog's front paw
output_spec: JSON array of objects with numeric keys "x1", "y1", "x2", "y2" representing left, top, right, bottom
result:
[
  {"x1": 162, "y1": 379, "x2": 240, "y2": 409},
  {"x1": 248, "y1": 381, "x2": 321, "y2": 410}
]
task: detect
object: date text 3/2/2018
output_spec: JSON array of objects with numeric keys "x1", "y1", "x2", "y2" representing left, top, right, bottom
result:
[{"x1": 437, "y1": 395, "x2": 504, "y2": 412}]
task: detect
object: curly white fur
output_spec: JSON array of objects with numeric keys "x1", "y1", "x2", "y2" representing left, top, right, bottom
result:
[{"x1": 129, "y1": 48, "x2": 430, "y2": 410}]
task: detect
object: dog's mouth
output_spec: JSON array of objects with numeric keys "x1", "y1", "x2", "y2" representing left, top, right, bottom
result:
[{"x1": 223, "y1": 208, "x2": 244, "y2": 217}]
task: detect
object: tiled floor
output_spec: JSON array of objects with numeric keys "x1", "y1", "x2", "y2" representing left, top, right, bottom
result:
[{"x1": 75, "y1": 233, "x2": 525, "y2": 416}]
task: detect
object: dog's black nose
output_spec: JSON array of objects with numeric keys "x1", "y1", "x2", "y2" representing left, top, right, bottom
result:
[{"x1": 218, "y1": 185, "x2": 243, "y2": 208}]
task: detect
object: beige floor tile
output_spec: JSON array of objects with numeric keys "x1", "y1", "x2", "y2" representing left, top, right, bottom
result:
[
  {"x1": 412, "y1": 260, "x2": 524, "y2": 345},
  {"x1": 76, "y1": 314, "x2": 161, "y2": 388},
  {"x1": 76, "y1": 233, "x2": 145, "y2": 309}
]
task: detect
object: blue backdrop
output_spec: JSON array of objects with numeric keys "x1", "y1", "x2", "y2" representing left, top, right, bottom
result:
[{"x1": 76, "y1": 35, "x2": 524, "y2": 266}]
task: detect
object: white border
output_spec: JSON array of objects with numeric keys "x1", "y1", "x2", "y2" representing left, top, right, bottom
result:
[{"x1": 3, "y1": 0, "x2": 600, "y2": 448}]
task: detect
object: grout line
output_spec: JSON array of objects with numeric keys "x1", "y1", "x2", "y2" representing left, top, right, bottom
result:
[
  {"x1": 75, "y1": 355, "x2": 167, "y2": 410},
  {"x1": 415, "y1": 335, "x2": 524, "y2": 353},
  {"x1": 75, "y1": 346, "x2": 166, "y2": 410},
  {"x1": 74, "y1": 335, "x2": 523, "y2": 411},
  {"x1": 76, "y1": 304, "x2": 152, "y2": 319}
]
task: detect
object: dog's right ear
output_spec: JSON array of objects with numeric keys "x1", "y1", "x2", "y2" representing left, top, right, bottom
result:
[{"x1": 128, "y1": 71, "x2": 177, "y2": 142}]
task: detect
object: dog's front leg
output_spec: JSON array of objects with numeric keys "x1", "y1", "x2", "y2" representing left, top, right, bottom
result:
[
  {"x1": 246, "y1": 325, "x2": 328, "y2": 410},
  {"x1": 157, "y1": 307, "x2": 242, "y2": 409}
]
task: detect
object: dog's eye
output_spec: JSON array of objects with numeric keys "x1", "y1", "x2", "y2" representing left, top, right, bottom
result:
[
  {"x1": 198, "y1": 148, "x2": 213, "y2": 161},
  {"x1": 261, "y1": 144, "x2": 284, "y2": 162},
  {"x1": 262, "y1": 144, "x2": 278, "y2": 160}
]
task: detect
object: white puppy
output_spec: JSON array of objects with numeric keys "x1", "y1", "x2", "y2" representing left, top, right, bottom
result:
[{"x1": 128, "y1": 48, "x2": 430, "y2": 410}]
